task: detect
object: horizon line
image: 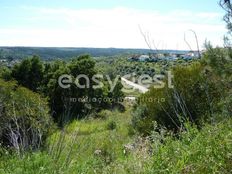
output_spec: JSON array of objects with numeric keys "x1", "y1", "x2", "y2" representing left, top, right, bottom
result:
[{"x1": 0, "y1": 46, "x2": 195, "y2": 52}]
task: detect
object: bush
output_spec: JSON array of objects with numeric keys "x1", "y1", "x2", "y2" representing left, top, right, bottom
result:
[
  {"x1": 202, "y1": 46, "x2": 232, "y2": 116},
  {"x1": 146, "y1": 118, "x2": 232, "y2": 173},
  {"x1": 0, "y1": 79, "x2": 53, "y2": 152},
  {"x1": 132, "y1": 63, "x2": 221, "y2": 134},
  {"x1": 95, "y1": 110, "x2": 112, "y2": 119},
  {"x1": 106, "y1": 120, "x2": 117, "y2": 130},
  {"x1": 0, "y1": 66, "x2": 12, "y2": 81},
  {"x1": 132, "y1": 105, "x2": 152, "y2": 134}
]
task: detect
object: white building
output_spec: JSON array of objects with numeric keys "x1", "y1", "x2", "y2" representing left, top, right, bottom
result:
[{"x1": 138, "y1": 55, "x2": 149, "y2": 62}]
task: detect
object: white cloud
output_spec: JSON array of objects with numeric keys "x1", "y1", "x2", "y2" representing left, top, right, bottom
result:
[{"x1": 0, "y1": 7, "x2": 227, "y2": 50}]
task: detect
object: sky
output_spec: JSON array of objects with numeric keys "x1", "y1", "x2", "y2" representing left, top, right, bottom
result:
[{"x1": 0, "y1": 0, "x2": 228, "y2": 50}]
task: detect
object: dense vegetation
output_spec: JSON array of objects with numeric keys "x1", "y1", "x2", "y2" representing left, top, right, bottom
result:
[
  {"x1": 0, "y1": 79, "x2": 53, "y2": 152},
  {"x1": 0, "y1": 44, "x2": 231, "y2": 173},
  {"x1": 0, "y1": 109, "x2": 231, "y2": 173},
  {"x1": 0, "y1": 47, "x2": 187, "y2": 60},
  {"x1": 1, "y1": 55, "x2": 124, "y2": 125},
  {"x1": 132, "y1": 62, "x2": 221, "y2": 134},
  {"x1": 0, "y1": 1, "x2": 232, "y2": 173}
]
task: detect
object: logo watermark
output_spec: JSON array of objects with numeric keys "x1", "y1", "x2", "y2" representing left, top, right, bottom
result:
[{"x1": 58, "y1": 71, "x2": 174, "y2": 93}]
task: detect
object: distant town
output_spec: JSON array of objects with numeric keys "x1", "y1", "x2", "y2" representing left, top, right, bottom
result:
[
  {"x1": 0, "y1": 47, "x2": 204, "y2": 69},
  {"x1": 128, "y1": 50, "x2": 202, "y2": 62}
]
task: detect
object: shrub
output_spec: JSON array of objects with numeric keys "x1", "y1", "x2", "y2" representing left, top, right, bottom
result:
[
  {"x1": 132, "y1": 63, "x2": 221, "y2": 134},
  {"x1": 202, "y1": 46, "x2": 232, "y2": 116},
  {"x1": 132, "y1": 105, "x2": 152, "y2": 135},
  {"x1": 0, "y1": 66, "x2": 12, "y2": 81},
  {"x1": 0, "y1": 79, "x2": 53, "y2": 152},
  {"x1": 106, "y1": 120, "x2": 117, "y2": 130},
  {"x1": 145, "y1": 118, "x2": 232, "y2": 173},
  {"x1": 95, "y1": 110, "x2": 112, "y2": 119}
]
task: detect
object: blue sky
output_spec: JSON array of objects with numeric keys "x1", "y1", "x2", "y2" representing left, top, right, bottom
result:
[
  {"x1": 0, "y1": 0, "x2": 224, "y2": 12},
  {"x1": 0, "y1": 0, "x2": 227, "y2": 49}
]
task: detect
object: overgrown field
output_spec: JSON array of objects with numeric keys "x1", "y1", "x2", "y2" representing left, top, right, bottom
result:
[{"x1": 1, "y1": 108, "x2": 231, "y2": 174}]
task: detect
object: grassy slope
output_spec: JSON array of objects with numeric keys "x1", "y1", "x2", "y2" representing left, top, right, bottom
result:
[
  {"x1": 146, "y1": 118, "x2": 232, "y2": 173},
  {"x1": 0, "y1": 109, "x2": 231, "y2": 174}
]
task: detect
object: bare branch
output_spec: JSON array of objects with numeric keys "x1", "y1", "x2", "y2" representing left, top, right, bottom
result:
[
  {"x1": 184, "y1": 29, "x2": 201, "y2": 58},
  {"x1": 184, "y1": 32, "x2": 193, "y2": 51},
  {"x1": 138, "y1": 25, "x2": 159, "y2": 55}
]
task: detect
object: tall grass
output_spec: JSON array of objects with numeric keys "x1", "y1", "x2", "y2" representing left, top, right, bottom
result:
[{"x1": 0, "y1": 109, "x2": 231, "y2": 174}]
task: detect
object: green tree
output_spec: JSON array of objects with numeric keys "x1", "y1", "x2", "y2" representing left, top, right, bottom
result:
[
  {"x1": 42, "y1": 55, "x2": 109, "y2": 124},
  {"x1": 220, "y1": 0, "x2": 232, "y2": 32},
  {"x1": 11, "y1": 55, "x2": 44, "y2": 91},
  {"x1": 108, "y1": 79, "x2": 124, "y2": 106},
  {"x1": 42, "y1": 60, "x2": 70, "y2": 124},
  {"x1": 0, "y1": 66, "x2": 12, "y2": 81}
]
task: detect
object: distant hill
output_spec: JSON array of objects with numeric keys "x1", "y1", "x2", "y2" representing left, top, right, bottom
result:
[{"x1": 0, "y1": 47, "x2": 189, "y2": 60}]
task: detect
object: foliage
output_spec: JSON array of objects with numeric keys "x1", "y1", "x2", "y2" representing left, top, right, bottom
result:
[
  {"x1": 0, "y1": 47, "x2": 188, "y2": 60},
  {"x1": 0, "y1": 79, "x2": 53, "y2": 152},
  {"x1": 41, "y1": 60, "x2": 71, "y2": 124},
  {"x1": 0, "y1": 109, "x2": 231, "y2": 173},
  {"x1": 132, "y1": 63, "x2": 221, "y2": 134},
  {"x1": 8, "y1": 55, "x2": 124, "y2": 125},
  {"x1": 202, "y1": 45, "x2": 232, "y2": 116},
  {"x1": 145, "y1": 118, "x2": 232, "y2": 173},
  {"x1": 106, "y1": 120, "x2": 117, "y2": 130},
  {"x1": 202, "y1": 45, "x2": 232, "y2": 77},
  {"x1": 132, "y1": 105, "x2": 152, "y2": 134},
  {"x1": 0, "y1": 66, "x2": 12, "y2": 81},
  {"x1": 44, "y1": 55, "x2": 124, "y2": 124},
  {"x1": 220, "y1": 0, "x2": 232, "y2": 34},
  {"x1": 94, "y1": 109, "x2": 113, "y2": 119},
  {"x1": 11, "y1": 55, "x2": 44, "y2": 91}
]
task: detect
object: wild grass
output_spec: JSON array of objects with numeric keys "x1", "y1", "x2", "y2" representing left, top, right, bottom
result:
[
  {"x1": 0, "y1": 109, "x2": 231, "y2": 174},
  {"x1": 146, "y1": 118, "x2": 232, "y2": 173}
]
